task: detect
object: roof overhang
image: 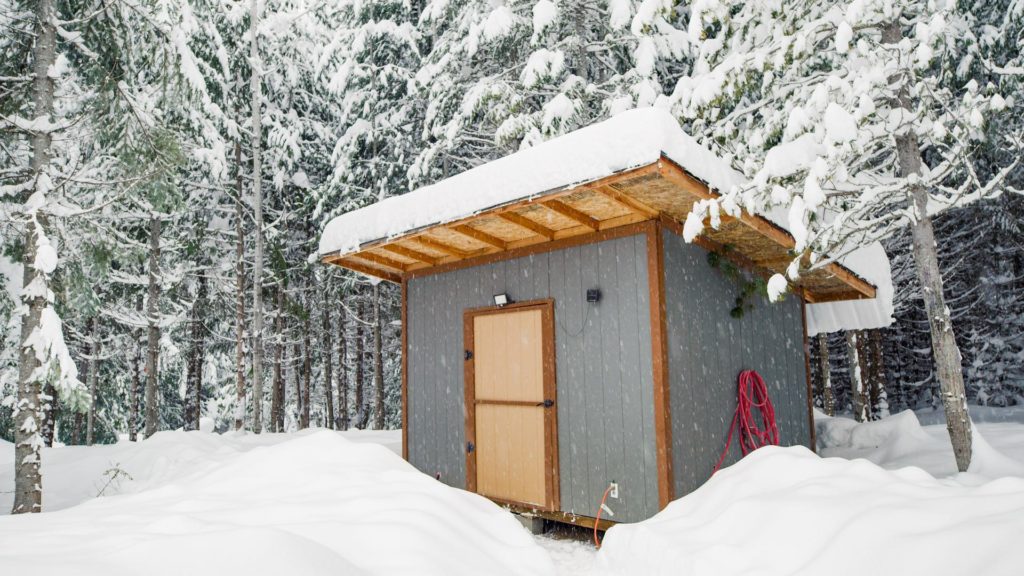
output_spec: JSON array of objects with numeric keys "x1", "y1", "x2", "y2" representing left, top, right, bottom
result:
[{"x1": 321, "y1": 156, "x2": 876, "y2": 304}]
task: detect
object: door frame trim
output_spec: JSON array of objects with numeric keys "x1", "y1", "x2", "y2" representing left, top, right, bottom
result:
[{"x1": 463, "y1": 298, "x2": 560, "y2": 512}]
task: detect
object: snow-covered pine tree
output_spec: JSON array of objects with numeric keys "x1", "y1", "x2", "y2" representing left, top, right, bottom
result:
[
  {"x1": 410, "y1": 0, "x2": 691, "y2": 183},
  {"x1": 672, "y1": 0, "x2": 1020, "y2": 472}
]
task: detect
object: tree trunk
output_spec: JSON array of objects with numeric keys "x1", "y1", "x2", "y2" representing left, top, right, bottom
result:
[
  {"x1": 185, "y1": 275, "x2": 207, "y2": 431},
  {"x1": 354, "y1": 299, "x2": 365, "y2": 429},
  {"x1": 271, "y1": 285, "x2": 284, "y2": 432},
  {"x1": 144, "y1": 216, "x2": 161, "y2": 438},
  {"x1": 42, "y1": 383, "x2": 57, "y2": 447},
  {"x1": 338, "y1": 305, "x2": 349, "y2": 430},
  {"x1": 322, "y1": 291, "x2": 335, "y2": 429},
  {"x1": 373, "y1": 283, "x2": 384, "y2": 430},
  {"x1": 302, "y1": 312, "x2": 311, "y2": 429},
  {"x1": 86, "y1": 317, "x2": 99, "y2": 445},
  {"x1": 885, "y1": 19, "x2": 972, "y2": 471},
  {"x1": 12, "y1": 0, "x2": 56, "y2": 514},
  {"x1": 249, "y1": 0, "x2": 265, "y2": 434},
  {"x1": 129, "y1": 295, "x2": 142, "y2": 442},
  {"x1": 817, "y1": 333, "x2": 834, "y2": 416},
  {"x1": 72, "y1": 413, "x2": 82, "y2": 446},
  {"x1": 234, "y1": 140, "x2": 247, "y2": 431},
  {"x1": 867, "y1": 329, "x2": 889, "y2": 420},
  {"x1": 846, "y1": 331, "x2": 868, "y2": 422},
  {"x1": 293, "y1": 341, "x2": 303, "y2": 428}
]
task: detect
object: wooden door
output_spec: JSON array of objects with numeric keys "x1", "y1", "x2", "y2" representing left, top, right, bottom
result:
[{"x1": 464, "y1": 300, "x2": 558, "y2": 510}]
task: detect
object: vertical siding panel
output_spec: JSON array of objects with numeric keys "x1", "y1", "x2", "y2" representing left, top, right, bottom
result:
[
  {"x1": 614, "y1": 236, "x2": 643, "y2": 518},
  {"x1": 596, "y1": 239, "x2": 627, "y2": 518},
  {"x1": 579, "y1": 242, "x2": 606, "y2": 513},
  {"x1": 635, "y1": 234, "x2": 658, "y2": 515}
]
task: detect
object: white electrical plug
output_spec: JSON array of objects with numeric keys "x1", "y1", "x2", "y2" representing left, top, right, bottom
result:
[{"x1": 609, "y1": 482, "x2": 619, "y2": 499}]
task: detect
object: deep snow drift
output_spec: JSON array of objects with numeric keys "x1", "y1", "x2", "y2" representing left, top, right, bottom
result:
[
  {"x1": 596, "y1": 410, "x2": 1024, "y2": 576},
  {"x1": 2, "y1": 410, "x2": 1023, "y2": 576},
  {"x1": 0, "y1": 430, "x2": 553, "y2": 576}
]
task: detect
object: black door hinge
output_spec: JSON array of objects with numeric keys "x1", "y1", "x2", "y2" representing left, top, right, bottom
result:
[
  {"x1": 466, "y1": 441, "x2": 475, "y2": 453},
  {"x1": 537, "y1": 399, "x2": 554, "y2": 408},
  {"x1": 464, "y1": 350, "x2": 473, "y2": 361}
]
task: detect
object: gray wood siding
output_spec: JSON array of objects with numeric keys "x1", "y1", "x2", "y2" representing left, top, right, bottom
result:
[
  {"x1": 661, "y1": 229, "x2": 811, "y2": 498},
  {"x1": 406, "y1": 233, "x2": 660, "y2": 523}
]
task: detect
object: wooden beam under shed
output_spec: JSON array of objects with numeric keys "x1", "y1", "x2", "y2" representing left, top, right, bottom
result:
[
  {"x1": 450, "y1": 224, "x2": 508, "y2": 250},
  {"x1": 541, "y1": 199, "x2": 600, "y2": 230},
  {"x1": 498, "y1": 211, "x2": 556, "y2": 240}
]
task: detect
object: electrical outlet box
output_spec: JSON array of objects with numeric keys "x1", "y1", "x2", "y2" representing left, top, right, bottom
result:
[{"x1": 609, "y1": 482, "x2": 619, "y2": 499}]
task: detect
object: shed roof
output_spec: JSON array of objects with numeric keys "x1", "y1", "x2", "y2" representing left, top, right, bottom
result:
[{"x1": 320, "y1": 108, "x2": 893, "y2": 333}]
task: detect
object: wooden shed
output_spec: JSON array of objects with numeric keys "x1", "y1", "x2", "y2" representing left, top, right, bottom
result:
[{"x1": 319, "y1": 108, "x2": 884, "y2": 527}]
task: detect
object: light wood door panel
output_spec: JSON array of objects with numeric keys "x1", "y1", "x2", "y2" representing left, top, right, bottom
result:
[
  {"x1": 474, "y1": 310, "x2": 544, "y2": 401},
  {"x1": 475, "y1": 404, "x2": 546, "y2": 505}
]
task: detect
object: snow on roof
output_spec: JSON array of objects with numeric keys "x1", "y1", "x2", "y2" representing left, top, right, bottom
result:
[{"x1": 319, "y1": 107, "x2": 893, "y2": 334}]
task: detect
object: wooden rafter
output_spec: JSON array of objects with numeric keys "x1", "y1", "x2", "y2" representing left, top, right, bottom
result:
[
  {"x1": 450, "y1": 224, "x2": 507, "y2": 250},
  {"x1": 498, "y1": 211, "x2": 555, "y2": 240},
  {"x1": 595, "y1": 185, "x2": 660, "y2": 218},
  {"x1": 354, "y1": 251, "x2": 407, "y2": 272},
  {"x1": 541, "y1": 199, "x2": 599, "y2": 230},
  {"x1": 335, "y1": 257, "x2": 402, "y2": 283},
  {"x1": 381, "y1": 243, "x2": 440, "y2": 266},
  {"x1": 414, "y1": 235, "x2": 473, "y2": 258}
]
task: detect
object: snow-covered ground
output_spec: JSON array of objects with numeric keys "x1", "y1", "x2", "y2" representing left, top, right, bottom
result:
[
  {"x1": 2, "y1": 408, "x2": 1023, "y2": 575},
  {"x1": 0, "y1": 429, "x2": 553, "y2": 576}
]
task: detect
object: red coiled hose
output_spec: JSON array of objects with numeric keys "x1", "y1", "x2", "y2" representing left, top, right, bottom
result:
[{"x1": 712, "y1": 369, "x2": 779, "y2": 474}]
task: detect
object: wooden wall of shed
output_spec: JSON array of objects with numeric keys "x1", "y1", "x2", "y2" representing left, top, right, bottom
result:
[
  {"x1": 661, "y1": 228, "x2": 812, "y2": 498},
  {"x1": 406, "y1": 233, "x2": 660, "y2": 523}
]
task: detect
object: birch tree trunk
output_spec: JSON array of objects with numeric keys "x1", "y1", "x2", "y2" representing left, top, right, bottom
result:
[
  {"x1": 144, "y1": 216, "x2": 161, "y2": 438},
  {"x1": 271, "y1": 286, "x2": 284, "y2": 432},
  {"x1": 373, "y1": 283, "x2": 384, "y2": 430},
  {"x1": 338, "y1": 305, "x2": 349, "y2": 430},
  {"x1": 846, "y1": 331, "x2": 868, "y2": 423},
  {"x1": 867, "y1": 329, "x2": 889, "y2": 420},
  {"x1": 234, "y1": 141, "x2": 247, "y2": 431},
  {"x1": 129, "y1": 295, "x2": 142, "y2": 441},
  {"x1": 42, "y1": 383, "x2": 57, "y2": 447},
  {"x1": 354, "y1": 299, "x2": 365, "y2": 429},
  {"x1": 817, "y1": 334, "x2": 834, "y2": 416},
  {"x1": 322, "y1": 291, "x2": 335, "y2": 429},
  {"x1": 12, "y1": 0, "x2": 57, "y2": 514},
  {"x1": 249, "y1": 0, "x2": 265, "y2": 434},
  {"x1": 884, "y1": 21, "x2": 972, "y2": 471},
  {"x1": 86, "y1": 317, "x2": 99, "y2": 445}
]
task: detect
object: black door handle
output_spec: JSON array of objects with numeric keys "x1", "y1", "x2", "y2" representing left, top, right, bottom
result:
[{"x1": 537, "y1": 399, "x2": 554, "y2": 408}]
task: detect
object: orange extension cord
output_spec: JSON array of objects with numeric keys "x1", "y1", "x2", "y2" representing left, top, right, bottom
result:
[{"x1": 593, "y1": 484, "x2": 614, "y2": 549}]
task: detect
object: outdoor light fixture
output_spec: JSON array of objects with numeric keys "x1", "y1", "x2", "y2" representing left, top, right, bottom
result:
[
  {"x1": 586, "y1": 288, "x2": 602, "y2": 303},
  {"x1": 493, "y1": 293, "x2": 510, "y2": 307}
]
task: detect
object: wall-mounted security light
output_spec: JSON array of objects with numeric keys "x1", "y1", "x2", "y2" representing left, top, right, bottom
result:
[
  {"x1": 493, "y1": 293, "x2": 511, "y2": 307},
  {"x1": 586, "y1": 288, "x2": 602, "y2": 303}
]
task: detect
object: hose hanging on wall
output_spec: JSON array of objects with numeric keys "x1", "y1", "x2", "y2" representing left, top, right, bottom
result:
[{"x1": 712, "y1": 369, "x2": 780, "y2": 475}]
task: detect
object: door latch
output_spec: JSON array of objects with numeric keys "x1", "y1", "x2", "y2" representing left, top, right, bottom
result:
[
  {"x1": 537, "y1": 399, "x2": 554, "y2": 408},
  {"x1": 466, "y1": 441, "x2": 475, "y2": 453},
  {"x1": 464, "y1": 350, "x2": 473, "y2": 361}
]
